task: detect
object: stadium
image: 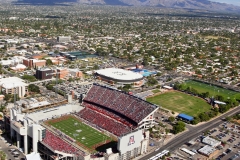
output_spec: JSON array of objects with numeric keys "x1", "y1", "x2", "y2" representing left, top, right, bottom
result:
[
  {"x1": 6, "y1": 83, "x2": 158, "y2": 160},
  {"x1": 94, "y1": 68, "x2": 144, "y2": 87}
]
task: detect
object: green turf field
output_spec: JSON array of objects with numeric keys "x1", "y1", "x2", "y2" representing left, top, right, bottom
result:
[
  {"x1": 182, "y1": 80, "x2": 240, "y2": 100},
  {"x1": 48, "y1": 116, "x2": 111, "y2": 150},
  {"x1": 146, "y1": 91, "x2": 211, "y2": 117}
]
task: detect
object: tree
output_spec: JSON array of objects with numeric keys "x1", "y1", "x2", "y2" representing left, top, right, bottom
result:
[
  {"x1": 28, "y1": 84, "x2": 40, "y2": 93},
  {"x1": 0, "y1": 64, "x2": 2, "y2": 74},
  {"x1": 219, "y1": 105, "x2": 229, "y2": 113},
  {"x1": 201, "y1": 92, "x2": 210, "y2": 98},
  {"x1": 93, "y1": 64, "x2": 99, "y2": 70},
  {"x1": 68, "y1": 77, "x2": 74, "y2": 82},
  {"x1": 215, "y1": 95, "x2": 224, "y2": 101},
  {"x1": 22, "y1": 75, "x2": 37, "y2": 82},
  {"x1": 147, "y1": 77, "x2": 158, "y2": 86},
  {"x1": 121, "y1": 84, "x2": 132, "y2": 92},
  {"x1": 156, "y1": 72, "x2": 161, "y2": 76},
  {"x1": 191, "y1": 116, "x2": 200, "y2": 125},
  {"x1": 168, "y1": 116, "x2": 175, "y2": 123},
  {"x1": 46, "y1": 59, "x2": 53, "y2": 66},
  {"x1": 4, "y1": 94, "x2": 11, "y2": 101},
  {"x1": 198, "y1": 113, "x2": 210, "y2": 122},
  {"x1": 172, "y1": 121, "x2": 185, "y2": 134},
  {"x1": 142, "y1": 57, "x2": 149, "y2": 66}
]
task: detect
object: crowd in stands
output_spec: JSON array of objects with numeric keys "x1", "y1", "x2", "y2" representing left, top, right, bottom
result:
[
  {"x1": 82, "y1": 102, "x2": 134, "y2": 127},
  {"x1": 77, "y1": 108, "x2": 130, "y2": 136},
  {"x1": 84, "y1": 84, "x2": 156, "y2": 123},
  {"x1": 42, "y1": 130, "x2": 82, "y2": 155}
]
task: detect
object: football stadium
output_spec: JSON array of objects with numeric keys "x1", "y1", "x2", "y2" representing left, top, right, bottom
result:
[{"x1": 6, "y1": 83, "x2": 158, "y2": 160}]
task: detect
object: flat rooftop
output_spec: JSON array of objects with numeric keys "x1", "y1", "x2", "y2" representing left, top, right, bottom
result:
[
  {"x1": 0, "y1": 77, "x2": 28, "y2": 89},
  {"x1": 96, "y1": 68, "x2": 143, "y2": 81}
]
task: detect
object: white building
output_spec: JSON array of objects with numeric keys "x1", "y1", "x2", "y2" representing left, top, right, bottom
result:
[
  {"x1": 0, "y1": 77, "x2": 28, "y2": 98},
  {"x1": 57, "y1": 36, "x2": 71, "y2": 43},
  {"x1": 202, "y1": 136, "x2": 221, "y2": 147},
  {"x1": 198, "y1": 145, "x2": 216, "y2": 157}
]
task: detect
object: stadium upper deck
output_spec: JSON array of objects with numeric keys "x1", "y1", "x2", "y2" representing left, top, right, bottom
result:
[{"x1": 83, "y1": 84, "x2": 158, "y2": 124}]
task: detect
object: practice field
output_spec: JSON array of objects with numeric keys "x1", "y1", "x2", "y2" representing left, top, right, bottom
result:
[
  {"x1": 47, "y1": 116, "x2": 111, "y2": 151},
  {"x1": 182, "y1": 80, "x2": 240, "y2": 100},
  {"x1": 146, "y1": 91, "x2": 211, "y2": 117}
]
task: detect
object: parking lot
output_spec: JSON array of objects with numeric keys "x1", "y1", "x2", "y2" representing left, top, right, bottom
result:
[
  {"x1": 0, "y1": 136, "x2": 25, "y2": 160},
  {"x1": 170, "y1": 121, "x2": 240, "y2": 160}
]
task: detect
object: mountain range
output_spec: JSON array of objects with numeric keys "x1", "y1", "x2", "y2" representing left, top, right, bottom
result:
[{"x1": 13, "y1": 0, "x2": 240, "y2": 13}]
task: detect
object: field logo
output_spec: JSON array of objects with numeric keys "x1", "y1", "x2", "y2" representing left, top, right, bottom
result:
[{"x1": 128, "y1": 135, "x2": 135, "y2": 146}]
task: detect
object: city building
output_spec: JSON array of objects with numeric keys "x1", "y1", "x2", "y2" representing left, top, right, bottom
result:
[
  {"x1": 57, "y1": 68, "x2": 69, "y2": 79},
  {"x1": 35, "y1": 68, "x2": 54, "y2": 80},
  {"x1": 68, "y1": 69, "x2": 83, "y2": 78},
  {"x1": 23, "y1": 58, "x2": 46, "y2": 69},
  {"x1": 57, "y1": 36, "x2": 71, "y2": 43},
  {"x1": 0, "y1": 77, "x2": 28, "y2": 98},
  {"x1": 202, "y1": 136, "x2": 221, "y2": 147},
  {"x1": 198, "y1": 145, "x2": 219, "y2": 159},
  {"x1": 10, "y1": 64, "x2": 27, "y2": 71},
  {"x1": 94, "y1": 68, "x2": 144, "y2": 87}
]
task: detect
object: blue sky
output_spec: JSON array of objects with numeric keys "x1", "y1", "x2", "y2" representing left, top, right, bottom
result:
[{"x1": 210, "y1": 0, "x2": 240, "y2": 6}]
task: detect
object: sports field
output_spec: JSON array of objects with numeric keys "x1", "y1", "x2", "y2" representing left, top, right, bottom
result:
[
  {"x1": 47, "y1": 116, "x2": 111, "y2": 151},
  {"x1": 182, "y1": 80, "x2": 240, "y2": 100},
  {"x1": 146, "y1": 91, "x2": 211, "y2": 117}
]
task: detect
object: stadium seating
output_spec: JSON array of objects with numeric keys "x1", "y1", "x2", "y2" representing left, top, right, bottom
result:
[
  {"x1": 43, "y1": 130, "x2": 83, "y2": 155},
  {"x1": 83, "y1": 84, "x2": 156, "y2": 123},
  {"x1": 82, "y1": 102, "x2": 134, "y2": 127},
  {"x1": 77, "y1": 107, "x2": 130, "y2": 136}
]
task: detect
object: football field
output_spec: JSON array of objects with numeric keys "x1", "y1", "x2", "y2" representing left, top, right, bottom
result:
[
  {"x1": 146, "y1": 91, "x2": 211, "y2": 117},
  {"x1": 182, "y1": 80, "x2": 240, "y2": 100},
  {"x1": 47, "y1": 116, "x2": 111, "y2": 151}
]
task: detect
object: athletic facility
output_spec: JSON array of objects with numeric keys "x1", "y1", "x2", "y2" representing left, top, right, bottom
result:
[
  {"x1": 94, "y1": 68, "x2": 144, "y2": 86},
  {"x1": 147, "y1": 91, "x2": 211, "y2": 117},
  {"x1": 7, "y1": 83, "x2": 158, "y2": 160},
  {"x1": 46, "y1": 115, "x2": 112, "y2": 152},
  {"x1": 183, "y1": 80, "x2": 240, "y2": 100}
]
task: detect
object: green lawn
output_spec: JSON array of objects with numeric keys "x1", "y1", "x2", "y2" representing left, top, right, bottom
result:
[
  {"x1": 182, "y1": 80, "x2": 240, "y2": 100},
  {"x1": 146, "y1": 91, "x2": 211, "y2": 117},
  {"x1": 48, "y1": 116, "x2": 111, "y2": 150},
  {"x1": 152, "y1": 89, "x2": 160, "y2": 94}
]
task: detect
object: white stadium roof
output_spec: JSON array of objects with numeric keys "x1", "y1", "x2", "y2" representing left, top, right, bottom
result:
[{"x1": 96, "y1": 68, "x2": 143, "y2": 81}]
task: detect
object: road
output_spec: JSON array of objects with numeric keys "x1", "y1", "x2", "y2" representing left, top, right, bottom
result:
[
  {"x1": 139, "y1": 106, "x2": 240, "y2": 160},
  {"x1": 2, "y1": 67, "x2": 15, "y2": 77},
  {"x1": 0, "y1": 137, "x2": 25, "y2": 160}
]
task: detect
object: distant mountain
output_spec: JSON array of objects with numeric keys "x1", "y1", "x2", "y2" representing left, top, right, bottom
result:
[{"x1": 12, "y1": 0, "x2": 240, "y2": 13}]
